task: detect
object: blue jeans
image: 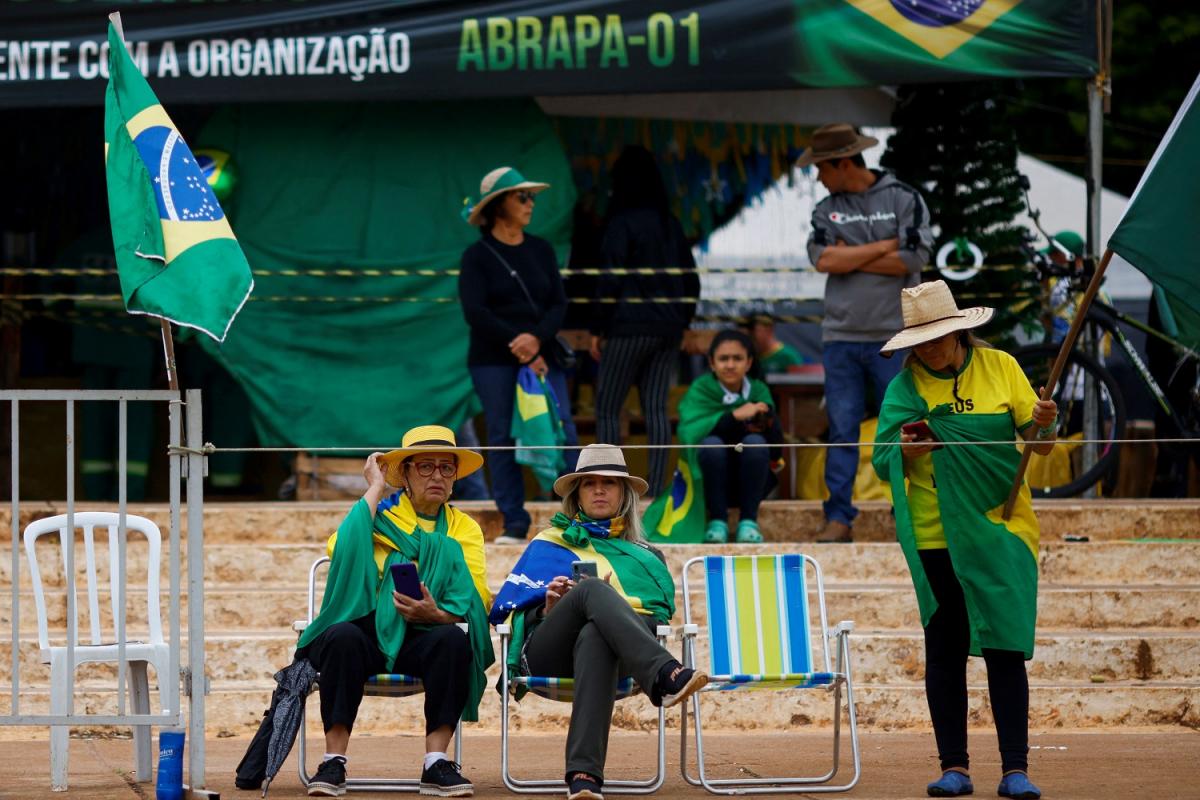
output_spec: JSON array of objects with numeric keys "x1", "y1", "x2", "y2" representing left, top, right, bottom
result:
[
  {"x1": 469, "y1": 364, "x2": 579, "y2": 536},
  {"x1": 696, "y1": 433, "x2": 769, "y2": 522},
  {"x1": 822, "y1": 341, "x2": 903, "y2": 526}
]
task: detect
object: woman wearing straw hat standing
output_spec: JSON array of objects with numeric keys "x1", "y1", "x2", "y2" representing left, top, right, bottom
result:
[
  {"x1": 489, "y1": 444, "x2": 708, "y2": 800},
  {"x1": 872, "y1": 281, "x2": 1057, "y2": 800},
  {"x1": 297, "y1": 425, "x2": 495, "y2": 797},
  {"x1": 459, "y1": 167, "x2": 580, "y2": 544}
]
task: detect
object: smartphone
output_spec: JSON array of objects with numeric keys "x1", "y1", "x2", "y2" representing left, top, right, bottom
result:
[
  {"x1": 571, "y1": 561, "x2": 598, "y2": 581},
  {"x1": 901, "y1": 420, "x2": 943, "y2": 450},
  {"x1": 389, "y1": 562, "x2": 422, "y2": 600}
]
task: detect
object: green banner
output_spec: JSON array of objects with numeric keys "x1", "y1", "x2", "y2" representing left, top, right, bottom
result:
[
  {"x1": 194, "y1": 99, "x2": 576, "y2": 449},
  {"x1": 1, "y1": 0, "x2": 1096, "y2": 107}
]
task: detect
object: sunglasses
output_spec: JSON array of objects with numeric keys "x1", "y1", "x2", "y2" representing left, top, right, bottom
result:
[
  {"x1": 512, "y1": 190, "x2": 535, "y2": 204},
  {"x1": 407, "y1": 461, "x2": 457, "y2": 478}
]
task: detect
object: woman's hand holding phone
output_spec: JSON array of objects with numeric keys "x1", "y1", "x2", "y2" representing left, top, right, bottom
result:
[{"x1": 900, "y1": 420, "x2": 941, "y2": 458}]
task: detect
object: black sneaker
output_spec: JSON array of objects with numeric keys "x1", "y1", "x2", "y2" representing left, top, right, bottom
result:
[
  {"x1": 567, "y1": 772, "x2": 604, "y2": 799},
  {"x1": 651, "y1": 660, "x2": 709, "y2": 708},
  {"x1": 307, "y1": 756, "x2": 346, "y2": 797},
  {"x1": 419, "y1": 759, "x2": 473, "y2": 797}
]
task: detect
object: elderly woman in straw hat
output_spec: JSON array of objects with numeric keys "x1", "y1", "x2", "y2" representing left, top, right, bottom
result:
[
  {"x1": 295, "y1": 425, "x2": 494, "y2": 798},
  {"x1": 489, "y1": 444, "x2": 709, "y2": 800},
  {"x1": 872, "y1": 281, "x2": 1057, "y2": 800},
  {"x1": 458, "y1": 166, "x2": 580, "y2": 545}
]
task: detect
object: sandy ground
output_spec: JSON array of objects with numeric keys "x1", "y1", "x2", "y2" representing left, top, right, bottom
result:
[{"x1": 0, "y1": 729, "x2": 1197, "y2": 800}]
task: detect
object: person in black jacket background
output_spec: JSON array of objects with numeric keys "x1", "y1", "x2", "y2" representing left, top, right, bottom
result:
[
  {"x1": 589, "y1": 146, "x2": 700, "y2": 496},
  {"x1": 459, "y1": 167, "x2": 580, "y2": 543}
]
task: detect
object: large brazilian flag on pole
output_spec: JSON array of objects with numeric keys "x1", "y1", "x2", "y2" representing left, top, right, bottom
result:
[{"x1": 103, "y1": 14, "x2": 253, "y2": 343}]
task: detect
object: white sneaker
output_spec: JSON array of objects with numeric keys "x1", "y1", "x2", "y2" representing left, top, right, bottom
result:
[{"x1": 492, "y1": 535, "x2": 526, "y2": 545}]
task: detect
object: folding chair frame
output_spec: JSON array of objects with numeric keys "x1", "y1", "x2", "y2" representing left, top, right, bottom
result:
[
  {"x1": 679, "y1": 554, "x2": 861, "y2": 794},
  {"x1": 495, "y1": 622, "x2": 670, "y2": 794},
  {"x1": 294, "y1": 556, "x2": 463, "y2": 793}
]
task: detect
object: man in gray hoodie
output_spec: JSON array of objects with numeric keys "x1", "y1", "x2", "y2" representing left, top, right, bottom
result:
[{"x1": 802, "y1": 124, "x2": 933, "y2": 542}]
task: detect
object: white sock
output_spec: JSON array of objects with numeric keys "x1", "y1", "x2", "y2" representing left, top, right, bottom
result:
[
  {"x1": 423, "y1": 751, "x2": 448, "y2": 770},
  {"x1": 323, "y1": 753, "x2": 346, "y2": 763}
]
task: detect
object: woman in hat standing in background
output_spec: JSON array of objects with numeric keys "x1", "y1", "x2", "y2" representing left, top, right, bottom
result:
[
  {"x1": 458, "y1": 167, "x2": 580, "y2": 544},
  {"x1": 489, "y1": 444, "x2": 708, "y2": 800},
  {"x1": 872, "y1": 281, "x2": 1057, "y2": 800}
]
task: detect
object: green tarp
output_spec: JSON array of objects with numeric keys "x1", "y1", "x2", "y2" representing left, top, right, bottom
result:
[{"x1": 194, "y1": 100, "x2": 575, "y2": 449}]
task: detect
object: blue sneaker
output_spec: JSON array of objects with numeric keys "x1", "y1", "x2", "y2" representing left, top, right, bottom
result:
[
  {"x1": 997, "y1": 772, "x2": 1041, "y2": 799},
  {"x1": 927, "y1": 770, "x2": 974, "y2": 797}
]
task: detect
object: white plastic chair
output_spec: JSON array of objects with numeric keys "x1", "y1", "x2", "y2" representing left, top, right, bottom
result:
[{"x1": 24, "y1": 512, "x2": 171, "y2": 790}]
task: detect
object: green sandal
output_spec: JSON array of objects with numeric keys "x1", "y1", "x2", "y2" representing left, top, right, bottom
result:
[
  {"x1": 735, "y1": 520, "x2": 763, "y2": 543},
  {"x1": 704, "y1": 520, "x2": 729, "y2": 544}
]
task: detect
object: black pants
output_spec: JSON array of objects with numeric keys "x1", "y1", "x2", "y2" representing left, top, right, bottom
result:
[
  {"x1": 523, "y1": 579, "x2": 675, "y2": 782},
  {"x1": 299, "y1": 615, "x2": 472, "y2": 736},
  {"x1": 919, "y1": 549, "x2": 1029, "y2": 774},
  {"x1": 595, "y1": 334, "x2": 680, "y2": 495}
]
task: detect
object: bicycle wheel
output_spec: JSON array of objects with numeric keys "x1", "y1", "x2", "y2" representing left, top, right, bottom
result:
[{"x1": 1013, "y1": 343, "x2": 1126, "y2": 498}]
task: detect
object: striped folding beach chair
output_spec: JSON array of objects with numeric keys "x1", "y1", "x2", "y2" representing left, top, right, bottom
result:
[
  {"x1": 679, "y1": 554, "x2": 860, "y2": 794},
  {"x1": 292, "y1": 557, "x2": 464, "y2": 793},
  {"x1": 494, "y1": 622, "x2": 670, "y2": 794}
]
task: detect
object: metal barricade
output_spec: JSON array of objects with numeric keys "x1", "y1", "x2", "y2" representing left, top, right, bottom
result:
[{"x1": 1, "y1": 389, "x2": 208, "y2": 790}]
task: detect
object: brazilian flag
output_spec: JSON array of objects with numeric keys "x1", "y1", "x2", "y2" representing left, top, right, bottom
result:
[
  {"x1": 511, "y1": 366, "x2": 566, "y2": 492},
  {"x1": 103, "y1": 17, "x2": 253, "y2": 342}
]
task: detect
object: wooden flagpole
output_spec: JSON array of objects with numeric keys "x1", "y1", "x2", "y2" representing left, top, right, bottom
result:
[
  {"x1": 160, "y1": 320, "x2": 180, "y2": 391},
  {"x1": 1002, "y1": 248, "x2": 1113, "y2": 520}
]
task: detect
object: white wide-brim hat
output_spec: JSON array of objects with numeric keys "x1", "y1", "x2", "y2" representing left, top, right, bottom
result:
[
  {"x1": 880, "y1": 280, "x2": 994, "y2": 355},
  {"x1": 553, "y1": 443, "x2": 649, "y2": 498},
  {"x1": 462, "y1": 166, "x2": 549, "y2": 226}
]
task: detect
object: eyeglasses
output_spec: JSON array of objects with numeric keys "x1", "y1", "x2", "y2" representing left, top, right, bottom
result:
[
  {"x1": 513, "y1": 191, "x2": 535, "y2": 204},
  {"x1": 407, "y1": 461, "x2": 457, "y2": 478}
]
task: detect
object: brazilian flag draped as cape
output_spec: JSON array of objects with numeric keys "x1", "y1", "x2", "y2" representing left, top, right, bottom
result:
[
  {"x1": 643, "y1": 372, "x2": 774, "y2": 543},
  {"x1": 873, "y1": 368, "x2": 1040, "y2": 658},
  {"x1": 297, "y1": 498, "x2": 495, "y2": 720}
]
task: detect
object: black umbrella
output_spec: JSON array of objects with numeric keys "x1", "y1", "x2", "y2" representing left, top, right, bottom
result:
[{"x1": 261, "y1": 657, "x2": 319, "y2": 797}]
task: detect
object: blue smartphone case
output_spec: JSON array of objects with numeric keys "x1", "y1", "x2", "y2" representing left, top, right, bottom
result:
[{"x1": 389, "y1": 562, "x2": 422, "y2": 599}]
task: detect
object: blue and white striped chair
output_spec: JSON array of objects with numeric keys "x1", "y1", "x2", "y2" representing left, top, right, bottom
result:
[
  {"x1": 293, "y1": 557, "x2": 463, "y2": 793},
  {"x1": 679, "y1": 554, "x2": 860, "y2": 794},
  {"x1": 495, "y1": 621, "x2": 670, "y2": 794}
]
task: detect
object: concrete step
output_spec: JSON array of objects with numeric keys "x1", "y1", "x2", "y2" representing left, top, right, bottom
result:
[
  {"x1": 6, "y1": 629, "x2": 1197, "y2": 687},
  {"x1": 7, "y1": 583, "x2": 1200, "y2": 634},
  {"x1": 9, "y1": 540, "x2": 1200, "y2": 588},
  {"x1": 4, "y1": 499, "x2": 1199, "y2": 545},
  {"x1": 5, "y1": 682, "x2": 1196, "y2": 736}
]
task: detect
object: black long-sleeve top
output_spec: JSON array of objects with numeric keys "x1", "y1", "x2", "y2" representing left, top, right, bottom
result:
[
  {"x1": 591, "y1": 208, "x2": 699, "y2": 340},
  {"x1": 458, "y1": 232, "x2": 568, "y2": 366}
]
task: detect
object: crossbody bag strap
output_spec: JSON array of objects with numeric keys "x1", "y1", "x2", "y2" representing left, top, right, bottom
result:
[{"x1": 481, "y1": 241, "x2": 540, "y2": 315}]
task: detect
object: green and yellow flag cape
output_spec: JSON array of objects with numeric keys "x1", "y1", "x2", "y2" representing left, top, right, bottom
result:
[
  {"x1": 643, "y1": 372, "x2": 774, "y2": 543},
  {"x1": 873, "y1": 369, "x2": 1039, "y2": 658},
  {"x1": 298, "y1": 498, "x2": 495, "y2": 720}
]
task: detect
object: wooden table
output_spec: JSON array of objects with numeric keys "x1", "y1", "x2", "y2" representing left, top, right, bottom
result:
[{"x1": 766, "y1": 368, "x2": 826, "y2": 500}]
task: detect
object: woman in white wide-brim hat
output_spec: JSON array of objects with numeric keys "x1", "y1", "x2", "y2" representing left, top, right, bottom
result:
[
  {"x1": 457, "y1": 166, "x2": 580, "y2": 545},
  {"x1": 488, "y1": 444, "x2": 707, "y2": 800},
  {"x1": 872, "y1": 280, "x2": 1057, "y2": 800}
]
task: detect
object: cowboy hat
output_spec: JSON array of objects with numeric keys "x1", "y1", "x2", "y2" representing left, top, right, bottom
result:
[
  {"x1": 796, "y1": 123, "x2": 880, "y2": 168},
  {"x1": 879, "y1": 280, "x2": 995, "y2": 355},
  {"x1": 379, "y1": 425, "x2": 485, "y2": 487},
  {"x1": 552, "y1": 443, "x2": 649, "y2": 498},
  {"x1": 462, "y1": 166, "x2": 549, "y2": 226}
]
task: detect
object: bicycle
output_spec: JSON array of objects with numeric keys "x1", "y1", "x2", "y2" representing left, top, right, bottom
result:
[{"x1": 1009, "y1": 196, "x2": 1200, "y2": 497}]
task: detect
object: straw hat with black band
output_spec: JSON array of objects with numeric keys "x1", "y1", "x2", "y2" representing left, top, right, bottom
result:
[
  {"x1": 553, "y1": 443, "x2": 649, "y2": 498},
  {"x1": 379, "y1": 424, "x2": 485, "y2": 488},
  {"x1": 462, "y1": 166, "x2": 550, "y2": 226},
  {"x1": 796, "y1": 123, "x2": 880, "y2": 168},
  {"x1": 880, "y1": 280, "x2": 994, "y2": 356}
]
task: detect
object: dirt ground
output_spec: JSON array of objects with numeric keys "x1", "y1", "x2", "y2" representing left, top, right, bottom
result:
[{"x1": 0, "y1": 729, "x2": 1197, "y2": 800}]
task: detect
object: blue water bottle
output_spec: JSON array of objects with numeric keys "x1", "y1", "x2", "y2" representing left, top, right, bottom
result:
[{"x1": 155, "y1": 729, "x2": 185, "y2": 800}]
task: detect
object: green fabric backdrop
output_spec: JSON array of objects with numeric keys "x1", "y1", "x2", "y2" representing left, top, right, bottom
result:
[{"x1": 195, "y1": 100, "x2": 576, "y2": 449}]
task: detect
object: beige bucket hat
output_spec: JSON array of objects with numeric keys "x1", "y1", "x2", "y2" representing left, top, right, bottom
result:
[
  {"x1": 553, "y1": 443, "x2": 649, "y2": 498},
  {"x1": 462, "y1": 166, "x2": 550, "y2": 226},
  {"x1": 880, "y1": 280, "x2": 994, "y2": 355},
  {"x1": 796, "y1": 123, "x2": 880, "y2": 167}
]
